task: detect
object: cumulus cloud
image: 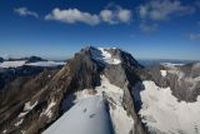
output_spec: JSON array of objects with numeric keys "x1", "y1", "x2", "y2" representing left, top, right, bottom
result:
[
  {"x1": 139, "y1": 0, "x2": 195, "y2": 21},
  {"x1": 45, "y1": 8, "x2": 100, "y2": 25},
  {"x1": 45, "y1": 6, "x2": 132, "y2": 25},
  {"x1": 100, "y1": 7, "x2": 132, "y2": 24},
  {"x1": 100, "y1": 9, "x2": 115, "y2": 24},
  {"x1": 14, "y1": 7, "x2": 39, "y2": 18},
  {"x1": 189, "y1": 33, "x2": 200, "y2": 40}
]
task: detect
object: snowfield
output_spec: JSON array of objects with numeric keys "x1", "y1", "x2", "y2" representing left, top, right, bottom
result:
[
  {"x1": 43, "y1": 75, "x2": 134, "y2": 134},
  {"x1": 43, "y1": 96, "x2": 113, "y2": 134},
  {"x1": 25, "y1": 61, "x2": 65, "y2": 67},
  {"x1": 139, "y1": 80, "x2": 200, "y2": 134},
  {"x1": 0, "y1": 60, "x2": 26, "y2": 68},
  {"x1": 0, "y1": 60, "x2": 65, "y2": 68}
]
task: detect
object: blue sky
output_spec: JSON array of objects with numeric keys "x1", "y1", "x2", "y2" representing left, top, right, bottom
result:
[{"x1": 0, "y1": 0, "x2": 199, "y2": 60}]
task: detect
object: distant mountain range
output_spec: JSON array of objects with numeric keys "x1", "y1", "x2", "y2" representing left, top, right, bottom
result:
[
  {"x1": 0, "y1": 47, "x2": 199, "y2": 134},
  {"x1": 0, "y1": 56, "x2": 47, "y2": 62}
]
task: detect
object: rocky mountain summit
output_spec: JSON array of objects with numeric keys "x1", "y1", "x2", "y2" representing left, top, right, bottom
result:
[{"x1": 0, "y1": 47, "x2": 199, "y2": 134}]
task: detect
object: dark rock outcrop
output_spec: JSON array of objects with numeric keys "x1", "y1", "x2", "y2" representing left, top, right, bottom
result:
[
  {"x1": 26, "y1": 56, "x2": 47, "y2": 63},
  {"x1": 0, "y1": 57, "x2": 3, "y2": 63}
]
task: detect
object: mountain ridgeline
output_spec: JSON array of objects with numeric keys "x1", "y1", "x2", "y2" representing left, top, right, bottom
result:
[{"x1": 0, "y1": 47, "x2": 199, "y2": 134}]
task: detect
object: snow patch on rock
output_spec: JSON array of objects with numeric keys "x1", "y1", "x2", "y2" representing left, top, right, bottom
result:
[
  {"x1": 18, "y1": 101, "x2": 38, "y2": 118},
  {"x1": 21, "y1": 130, "x2": 26, "y2": 134},
  {"x1": 98, "y1": 48, "x2": 121, "y2": 65},
  {"x1": 2, "y1": 129, "x2": 7, "y2": 134},
  {"x1": 90, "y1": 47, "x2": 121, "y2": 65},
  {"x1": 96, "y1": 75, "x2": 124, "y2": 105},
  {"x1": 40, "y1": 100, "x2": 56, "y2": 118},
  {"x1": 160, "y1": 70, "x2": 167, "y2": 77},
  {"x1": 139, "y1": 80, "x2": 200, "y2": 134},
  {"x1": 14, "y1": 119, "x2": 24, "y2": 126},
  {"x1": 95, "y1": 75, "x2": 134, "y2": 134},
  {"x1": 24, "y1": 101, "x2": 38, "y2": 111}
]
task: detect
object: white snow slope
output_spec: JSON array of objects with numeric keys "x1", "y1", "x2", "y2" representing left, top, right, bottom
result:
[
  {"x1": 43, "y1": 96, "x2": 112, "y2": 134},
  {"x1": 43, "y1": 76, "x2": 134, "y2": 134},
  {"x1": 139, "y1": 80, "x2": 200, "y2": 134}
]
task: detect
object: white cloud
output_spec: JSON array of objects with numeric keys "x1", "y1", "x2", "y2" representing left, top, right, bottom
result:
[
  {"x1": 117, "y1": 9, "x2": 132, "y2": 23},
  {"x1": 100, "y1": 9, "x2": 115, "y2": 24},
  {"x1": 45, "y1": 6, "x2": 132, "y2": 25},
  {"x1": 189, "y1": 33, "x2": 200, "y2": 40},
  {"x1": 139, "y1": 0, "x2": 195, "y2": 21},
  {"x1": 100, "y1": 7, "x2": 132, "y2": 24},
  {"x1": 45, "y1": 8, "x2": 100, "y2": 26},
  {"x1": 14, "y1": 7, "x2": 39, "y2": 18}
]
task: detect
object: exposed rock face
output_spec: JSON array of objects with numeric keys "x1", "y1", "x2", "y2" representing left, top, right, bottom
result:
[
  {"x1": 0, "y1": 65, "x2": 63, "y2": 91},
  {"x1": 0, "y1": 69, "x2": 59, "y2": 133},
  {"x1": 66, "y1": 47, "x2": 102, "y2": 92},
  {"x1": 99, "y1": 48, "x2": 145, "y2": 134},
  {"x1": 143, "y1": 63, "x2": 200, "y2": 102},
  {"x1": 0, "y1": 47, "x2": 199, "y2": 134},
  {"x1": 167, "y1": 63, "x2": 200, "y2": 102},
  {"x1": 131, "y1": 63, "x2": 200, "y2": 134}
]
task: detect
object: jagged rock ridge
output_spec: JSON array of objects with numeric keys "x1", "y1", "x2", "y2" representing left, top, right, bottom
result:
[{"x1": 0, "y1": 46, "x2": 199, "y2": 134}]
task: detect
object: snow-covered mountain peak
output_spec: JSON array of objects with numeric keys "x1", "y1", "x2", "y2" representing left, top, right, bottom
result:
[
  {"x1": 78, "y1": 46, "x2": 142, "y2": 69},
  {"x1": 85, "y1": 46, "x2": 122, "y2": 65}
]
